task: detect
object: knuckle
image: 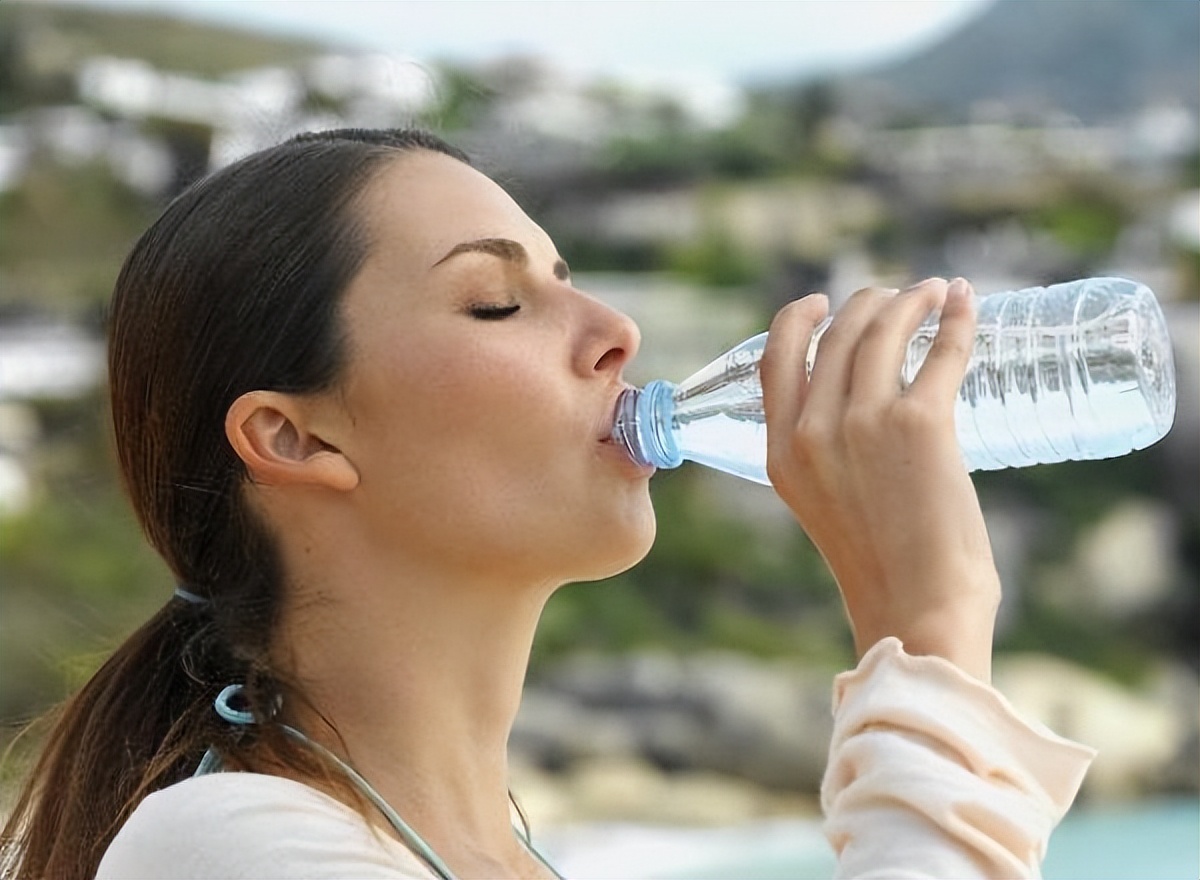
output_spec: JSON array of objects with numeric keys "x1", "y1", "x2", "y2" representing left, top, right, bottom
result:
[
  {"x1": 757, "y1": 341, "x2": 777, "y2": 378},
  {"x1": 892, "y1": 399, "x2": 941, "y2": 434},
  {"x1": 859, "y1": 312, "x2": 894, "y2": 345},
  {"x1": 768, "y1": 423, "x2": 832, "y2": 493},
  {"x1": 842, "y1": 404, "x2": 877, "y2": 437},
  {"x1": 771, "y1": 293, "x2": 828, "y2": 330},
  {"x1": 764, "y1": 454, "x2": 789, "y2": 487},
  {"x1": 787, "y1": 415, "x2": 833, "y2": 464}
]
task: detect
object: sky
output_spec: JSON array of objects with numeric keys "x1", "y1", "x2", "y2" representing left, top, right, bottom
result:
[{"x1": 66, "y1": 0, "x2": 996, "y2": 85}]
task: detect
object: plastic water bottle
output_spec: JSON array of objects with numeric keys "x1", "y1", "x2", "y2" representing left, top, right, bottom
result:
[{"x1": 610, "y1": 277, "x2": 1176, "y2": 484}]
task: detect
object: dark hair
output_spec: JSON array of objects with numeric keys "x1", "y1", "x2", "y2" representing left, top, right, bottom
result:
[{"x1": 0, "y1": 128, "x2": 469, "y2": 880}]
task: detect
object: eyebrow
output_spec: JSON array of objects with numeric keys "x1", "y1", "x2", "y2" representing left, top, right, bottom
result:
[{"x1": 432, "y1": 237, "x2": 571, "y2": 281}]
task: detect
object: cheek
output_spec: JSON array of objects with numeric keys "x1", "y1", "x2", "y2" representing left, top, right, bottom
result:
[
  {"x1": 414, "y1": 348, "x2": 561, "y2": 462},
  {"x1": 351, "y1": 341, "x2": 568, "y2": 510},
  {"x1": 343, "y1": 333, "x2": 652, "y2": 579}
]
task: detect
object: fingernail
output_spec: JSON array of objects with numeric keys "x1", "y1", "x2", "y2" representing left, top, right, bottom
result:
[
  {"x1": 947, "y1": 277, "x2": 972, "y2": 298},
  {"x1": 905, "y1": 276, "x2": 945, "y2": 292}
]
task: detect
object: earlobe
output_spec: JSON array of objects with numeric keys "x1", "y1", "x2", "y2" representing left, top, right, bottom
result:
[{"x1": 225, "y1": 391, "x2": 359, "y2": 492}]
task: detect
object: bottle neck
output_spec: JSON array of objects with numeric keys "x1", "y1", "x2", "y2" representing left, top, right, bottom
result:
[{"x1": 611, "y1": 380, "x2": 682, "y2": 470}]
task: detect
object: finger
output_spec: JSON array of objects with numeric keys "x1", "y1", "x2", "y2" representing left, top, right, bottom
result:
[
  {"x1": 761, "y1": 293, "x2": 830, "y2": 430},
  {"x1": 802, "y1": 285, "x2": 900, "y2": 415},
  {"x1": 850, "y1": 278, "x2": 949, "y2": 403},
  {"x1": 909, "y1": 277, "x2": 977, "y2": 404}
]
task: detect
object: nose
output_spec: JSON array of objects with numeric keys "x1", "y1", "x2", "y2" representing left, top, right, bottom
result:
[{"x1": 576, "y1": 292, "x2": 641, "y2": 378}]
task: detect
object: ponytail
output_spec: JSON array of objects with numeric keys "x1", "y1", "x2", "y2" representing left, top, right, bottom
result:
[{"x1": 1, "y1": 595, "x2": 343, "y2": 880}]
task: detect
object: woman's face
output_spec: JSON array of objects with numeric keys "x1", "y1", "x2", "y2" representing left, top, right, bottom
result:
[{"x1": 327, "y1": 150, "x2": 656, "y2": 588}]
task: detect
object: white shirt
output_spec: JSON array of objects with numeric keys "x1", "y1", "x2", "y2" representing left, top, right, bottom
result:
[
  {"x1": 96, "y1": 772, "x2": 431, "y2": 879},
  {"x1": 97, "y1": 638, "x2": 1095, "y2": 879}
]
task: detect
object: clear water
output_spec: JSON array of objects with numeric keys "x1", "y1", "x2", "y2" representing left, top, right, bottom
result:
[
  {"x1": 910, "y1": 276, "x2": 1177, "y2": 471},
  {"x1": 669, "y1": 334, "x2": 772, "y2": 483},
  {"x1": 618, "y1": 278, "x2": 1176, "y2": 484}
]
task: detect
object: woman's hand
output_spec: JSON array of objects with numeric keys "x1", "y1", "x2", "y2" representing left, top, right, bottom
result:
[{"x1": 760, "y1": 278, "x2": 1000, "y2": 682}]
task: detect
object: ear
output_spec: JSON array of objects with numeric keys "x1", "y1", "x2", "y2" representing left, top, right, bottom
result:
[{"x1": 225, "y1": 391, "x2": 359, "y2": 492}]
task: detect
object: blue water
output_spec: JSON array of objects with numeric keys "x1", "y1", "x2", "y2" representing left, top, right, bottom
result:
[
  {"x1": 1042, "y1": 799, "x2": 1198, "y2": 880},
  {"x1": 543, "y1": 799, "x2": 1198, "y2": 880}
]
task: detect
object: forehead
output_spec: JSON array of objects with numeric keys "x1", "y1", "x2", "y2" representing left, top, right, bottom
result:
[{"x1": 357, "y1": 150, "x2": 544, "y2": 276}]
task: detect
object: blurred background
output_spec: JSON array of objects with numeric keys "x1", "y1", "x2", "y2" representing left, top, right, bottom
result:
[{"x1": 0, "y1": 1, "x2": 1196, "y2": 877}]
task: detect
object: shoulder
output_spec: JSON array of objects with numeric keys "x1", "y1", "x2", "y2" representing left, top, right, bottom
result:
[{"x1": 96, "y1": 772, "x2": 433, "y2": 879}]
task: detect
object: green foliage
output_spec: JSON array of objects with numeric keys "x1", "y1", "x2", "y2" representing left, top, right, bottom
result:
[
  {"x1": 600, "y1": 133, "x2": 714, "y2": 187},
  {"x1": 1179, "y1": 247, "x2": 1200, "y2": 302},
  {"x1": 556, "y1": 237, "x2": 668, "y2": 274},
  {"x1": 595, "y1": 79, "x2": 854, "y2": 189},
  {"x1": 667, "y1": 228, "x2": 764, "y2": 288},
  {"x1": 1028, "y1": 190, "x2": 1127, "y2": 259},
  {"x1": 0, "y1": 481, "x2": 161, "y2": 606},
  {"x1": 0, "y1": 11, "x2": 20, "y2": 114},
  {"x1": 418, "y1": 64, "x2": 497, "y2": 132},
  {"x1": 0, "y1": 392, "x2": 169, "y2": 718},
  {"x1": 532, "y1": 469, "x2": 843, "y2": 668},
  {"x1": 1183, "y1": 149, "x2": 1200, "y2": 189},
  {"x1": 534, "y1": 577, "x2": 682, "y2": 659},
  {"x1": 705, "y1": 127, "x2": 787, "y2": 179},
  {"x1": 997, "y1": 595, "x2": 1154, "y2": 688},
  {"x1": 0, "y1": 158, "x2": 157, "y2": 313},
  {"x1": 978, "y1": 449, "x2": 1193, "y2": 687},
  {"x1": 974, "y1": 450, "x2": 1167, "y2": 541}
]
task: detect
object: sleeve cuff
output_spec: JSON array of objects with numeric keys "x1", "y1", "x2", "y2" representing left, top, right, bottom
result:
[{"x1": 829, "y1": 637, "x2": 1096, "y2": 820}]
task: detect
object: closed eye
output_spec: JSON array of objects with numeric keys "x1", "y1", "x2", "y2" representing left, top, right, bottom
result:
[{"x1": 468, "y1": 303, "x2": 521, "y2": 320}]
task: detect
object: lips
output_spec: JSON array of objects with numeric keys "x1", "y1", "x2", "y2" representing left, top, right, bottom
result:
[{"x1": 598, "y1": 387, "x2": 632, "y2": 444}]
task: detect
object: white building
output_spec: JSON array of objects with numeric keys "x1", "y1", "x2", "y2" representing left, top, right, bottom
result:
[
  {"x1": 77, "y1": 53, "x2": 438, "y2": 172},
  {"x1": 0, "y1": 323, "x2": 105, "y2": 518}
]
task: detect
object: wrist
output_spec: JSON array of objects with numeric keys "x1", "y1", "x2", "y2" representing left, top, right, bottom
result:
[{"x1": 851, "y1": 600, "x2": 998, "y2": 684}]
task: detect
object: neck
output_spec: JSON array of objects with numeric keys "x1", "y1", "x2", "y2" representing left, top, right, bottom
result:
[{"x1": 274, "y1": 555, "x2": 556, "y2": 873}]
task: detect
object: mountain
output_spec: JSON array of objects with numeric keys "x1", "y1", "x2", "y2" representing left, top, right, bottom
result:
[{"x1": 840, "y1": 0, "x2": 1200, "y2": 124}]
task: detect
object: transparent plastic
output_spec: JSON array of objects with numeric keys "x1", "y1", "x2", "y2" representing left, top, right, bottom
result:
[{"x1": 611, "y1": 277, "x2": 1177, "y2": 485}]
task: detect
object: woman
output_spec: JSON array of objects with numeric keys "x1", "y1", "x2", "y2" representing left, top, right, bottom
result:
[{"x1": 0, "y1": 128, "x2": 1093, "y2": 879}]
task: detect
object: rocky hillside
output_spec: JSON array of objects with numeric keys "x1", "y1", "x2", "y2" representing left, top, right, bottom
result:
[
  {"x1": 841, "y1": 0, "x2": 1200, "y2": 123},
  {"x1": 0, "y1": 1, "x2": 321, "y2": 112}
]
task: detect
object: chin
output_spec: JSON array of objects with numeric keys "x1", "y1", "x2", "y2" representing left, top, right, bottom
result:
[{"x1": 574, "y1": 511, "x2": 657, "y2": 583}]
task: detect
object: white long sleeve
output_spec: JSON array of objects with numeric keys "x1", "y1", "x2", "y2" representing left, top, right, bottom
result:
[{"x1": 821, "y1": 637, "x2": 1096, "y2": 879}]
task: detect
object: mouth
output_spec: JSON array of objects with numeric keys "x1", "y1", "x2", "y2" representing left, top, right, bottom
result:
[
  {"x1": 597, "y1": 388, "x2": 628, "y2": 444},
  {"x1": 598, "y1": 387, "x2": 655, "y2": 476}
]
